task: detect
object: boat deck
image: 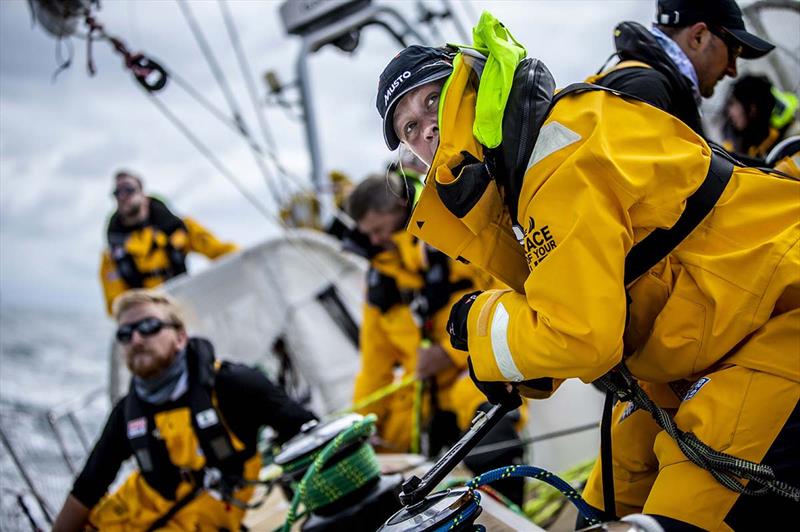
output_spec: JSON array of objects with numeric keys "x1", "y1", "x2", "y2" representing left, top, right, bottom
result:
[{"x1": 244, "y1": 454, "x2": 544, "y2": 531}]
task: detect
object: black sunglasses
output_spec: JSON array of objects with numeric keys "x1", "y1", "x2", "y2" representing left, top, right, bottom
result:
[
  {"x1": 116, "y1": 317, "x2": 179, "y2": 344},
  {"x1": 710, "y1": 27, "x2": 742, "y2": 64},
  {"x1": 112, "y1": 184, "x2": 138, "y2": 198}
]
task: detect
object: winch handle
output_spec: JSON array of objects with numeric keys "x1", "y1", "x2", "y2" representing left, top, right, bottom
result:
[{"x1": 398, "y1": 392, "x2": 521, "y2": 507}]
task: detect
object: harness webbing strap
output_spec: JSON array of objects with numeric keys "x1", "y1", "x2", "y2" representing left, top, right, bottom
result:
[
  {"x1": 596, "y1": 365, "x2": 800, "y2": 501},
  {"x1": 624, "y1": 151, "x2": 733, "y2": 285},
  {"x1": 599, "y1": 391, "x2": 617, "y2": 520},
  {"x1": 145, "y1": 485, "x2": 202, "y2": 532}
]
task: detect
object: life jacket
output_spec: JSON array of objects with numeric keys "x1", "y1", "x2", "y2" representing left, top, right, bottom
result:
[
  {"x1": 124, "y1": 338, "x2": 248, "y2": 502},
  {"x1": 407, "y1": 48, "x2": 552, "y2": 292},
  {"x1": 368, "y1": 177, "x2": 473, "y2": 321},
  {"x1": 367, "y1": 245, "x2": 473, "y2": 321},
  {"x1": 585, "y1": 59, "x2": 653, "y2": 84},
  {"x1": 591, "y1": 21, "x2": 704, "y2": 136},
  {"x1": 771, "y1": 87, "x2": 799, "y2": 132},
  {"x1": 107, "y1": 197, "x2": 189, "y2": 289}
]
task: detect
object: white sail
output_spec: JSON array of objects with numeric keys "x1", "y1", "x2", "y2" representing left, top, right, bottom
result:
[{"x1": 110, "y1": 229, "x2": 367, "y2": 417}]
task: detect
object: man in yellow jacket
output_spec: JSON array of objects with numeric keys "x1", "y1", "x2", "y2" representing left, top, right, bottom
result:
[
  {"x1": 346, "y1": 173, "x2": 527, "y2": 504},
  {"x1": 374, "y1": 15, "x2": 799, "y2": 531},
  {"x1": 100, "y1": 170, "x2": 238, "y2": 314},
  {"x1": 52, "y1": 289, "x2": 315, "y2": 531}
]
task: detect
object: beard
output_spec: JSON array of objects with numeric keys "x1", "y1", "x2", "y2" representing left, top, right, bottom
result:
[
  {"x1": 126, "y1": 346, "x2": 171, "y2": 378},
  {"x1": 121, "y1": 201, "x2": 144, "y2": 221}
]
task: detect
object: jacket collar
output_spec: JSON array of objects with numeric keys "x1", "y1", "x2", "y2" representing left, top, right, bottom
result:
[{"x1": 488, "y1": 57, "x2": 556, "y2": 225}]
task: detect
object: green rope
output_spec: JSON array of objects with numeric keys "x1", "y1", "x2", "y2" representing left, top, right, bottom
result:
[
  {"x1": 303, "y1": 442, "x2": 381, "y2": 511},
  {"x1": 335, "y1": 374, "x2": 417, "y2": 416},
  {"x1": 281, "y1": 414, "x2": 379, "y2": 531},
  {"x1": 410, "y1": 379, "x2": 423, "y2": 454}
]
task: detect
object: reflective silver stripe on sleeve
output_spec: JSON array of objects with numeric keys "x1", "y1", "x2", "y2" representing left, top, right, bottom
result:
[
  {"x1": 526, "y1": 121, "x2": 581, "y2": 172},
  {"x1": 490, "y1": 302, "x2": 524, "y2": 382}
]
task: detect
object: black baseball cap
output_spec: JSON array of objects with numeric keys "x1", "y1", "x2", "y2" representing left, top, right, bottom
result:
[
  {"x1": 656, "y1": 0, "x2": 774, "y2": 59},
  {"x1": 377, "y1": 45, "x2": 454, "y2": 150}
]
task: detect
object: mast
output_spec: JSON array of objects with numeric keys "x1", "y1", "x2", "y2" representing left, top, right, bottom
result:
[{"x1": 278, "y1": 0, "x2": 430, "y2": 197}]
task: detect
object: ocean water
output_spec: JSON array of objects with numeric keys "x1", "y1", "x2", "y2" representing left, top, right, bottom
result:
[{"x1": 0, "y1": 305, "x2": 113, "y2": 531}]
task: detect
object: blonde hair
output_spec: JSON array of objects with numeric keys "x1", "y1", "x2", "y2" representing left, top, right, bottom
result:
[{"x1": 112, "y1": 289, "x2": 185, "y2": 329}]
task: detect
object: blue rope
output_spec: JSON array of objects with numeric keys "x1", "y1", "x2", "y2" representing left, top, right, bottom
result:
[
  {"x1": 467, "y1": 465, "x2": 602, "y2": 526},
  {"x1": 433, "y1": 491, "x2": 481, "y2": 531}
]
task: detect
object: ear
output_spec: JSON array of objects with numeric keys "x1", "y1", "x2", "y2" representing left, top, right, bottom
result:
[
  {"x1": 686, "y1": 22, "x2": 711, "y2": 52},
  {"x1": 175, "y1": 327, "x2": 189, "y2": 350}
]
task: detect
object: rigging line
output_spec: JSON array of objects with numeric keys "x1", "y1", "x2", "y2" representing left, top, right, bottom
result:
[
  {"x1": 168, "y1": 69, "x2": 245, "y2": 136},
  {"x1": 156, "y1": 68, "x2": 307, "y2": 198},
  {"x1": 217, "y1": 0, "x2": 301, "y2": 194},
  {"x1": 176, "y1": 0, "x2": 244, "y2": 134},
  {"x1": 140, "y1": 89, "x2": 355, "y2": 289},
  {"x1": 79, "y1": 14, "x2": 349, "y2": 292},
  {"x1": 175, "y1": 0, "x2": 286, "y2": 206},
  {"x1": 142, "y1": 89, "x2": 277, "y2": 224},
  {"x1": 217, "y1": 0, "x2": 276, "y2": 155}
]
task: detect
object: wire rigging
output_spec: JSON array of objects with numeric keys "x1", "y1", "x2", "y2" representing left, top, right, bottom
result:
[
  {"x1": 218, "y1": 0, "x2": 277, "y2": 156},
  {"x1": 217, "y1": 0, "x2": 302, "y2": 198},
  {"x1": 176, "y1": 0, "x2": 286, "y2": 206},
  {"x1": 142, "y1": 90, "x2": 277, "y2": 223}
]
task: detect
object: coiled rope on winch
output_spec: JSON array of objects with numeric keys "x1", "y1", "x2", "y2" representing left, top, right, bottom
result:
[{"x1": 281, "y1": 414, "x2": 381, "y2": 532}]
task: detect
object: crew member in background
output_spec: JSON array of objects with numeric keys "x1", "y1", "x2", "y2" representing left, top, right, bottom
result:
[
  {"x1": 100, "y1": 170, "x2": 238, "y2": 315},
  {"x1": 722, "y1": 73, "x2": 799, "y2": 160},
  {"x1": 279, "y1": 170, "x2": 355, "y2": 239},
  {"x1": 589, "y1": 0, "x2": 773, "y2": 136},
  {"x1": 346, "y1": 173, "x2": 527, "y2": 505},
  {"x1": 53, "y1": 289, "x2": 316, "y2": 531}
]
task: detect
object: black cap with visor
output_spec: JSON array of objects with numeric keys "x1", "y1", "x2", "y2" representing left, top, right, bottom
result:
[
  {"x1": 656, "y1": 0, "x2": 774, "y2": 59},
  {"x1": 376, "y1": 45, "x2": 454, "y2": 150}
]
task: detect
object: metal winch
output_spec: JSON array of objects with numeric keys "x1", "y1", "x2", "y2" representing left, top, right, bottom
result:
[{"x1": 273, "y1": 413, "x2": 403, "y2": 531}]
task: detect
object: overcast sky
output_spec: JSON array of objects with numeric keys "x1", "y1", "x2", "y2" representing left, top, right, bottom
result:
[{"x1": 0, "y1": 0, "x2": 796, "y2": 317}]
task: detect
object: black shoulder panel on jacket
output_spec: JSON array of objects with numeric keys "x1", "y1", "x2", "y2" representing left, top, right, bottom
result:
[
  {"x1": 597, "y1": 67, "x2": 673, "y2": 112},
  {"x1": 366, "y1": 267, "x2": 402, "y2": 313}
]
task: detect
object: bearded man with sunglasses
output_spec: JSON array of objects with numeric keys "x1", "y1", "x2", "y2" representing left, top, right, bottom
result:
[
  {"x1": 100, "y1": 170, "x2": 238, "y2": 315},
  {"x1": 589, "y1": 0, "x2": 773, "y2": 138},
  {"x1": 53, "y1": 290, "x2": 316, "y2": 531}
]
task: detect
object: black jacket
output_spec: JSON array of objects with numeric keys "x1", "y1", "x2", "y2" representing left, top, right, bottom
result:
[
  {"x1": 594, "y1": 21, "x2": 704, "y2": 136},
  {"x1": 71, "y1": 339, "x2": 315, "y2": 508}
]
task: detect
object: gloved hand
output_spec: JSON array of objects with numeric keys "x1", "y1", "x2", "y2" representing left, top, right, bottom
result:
[
  {"x1": 447, "y1": 290, "x2": 482, "y2": 351},
  {"x1": 467, "y1": 357, "x2": 522, "y2": 409}
]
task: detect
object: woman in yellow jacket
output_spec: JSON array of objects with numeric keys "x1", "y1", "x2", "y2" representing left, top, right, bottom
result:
[
  {"x1": 374, "y1": 14, "x2": 799, "y2": 531},
  {"x1": 347, "y1": 173, "x2": 527, "y2": 504}
]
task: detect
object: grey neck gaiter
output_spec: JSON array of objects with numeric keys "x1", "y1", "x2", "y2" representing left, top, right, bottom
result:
[{"x1": 133, "y1": 348, "x2": 189, "y2": 404}]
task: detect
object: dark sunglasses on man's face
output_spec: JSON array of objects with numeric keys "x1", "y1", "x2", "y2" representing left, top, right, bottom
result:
[
  {"x1": 710, "y1": 27, "x2": 742, "y2": 65},
  {"x1": 116, "y1": 317, "x2": 178, "y2": 344},
  {"x1": 112, "y1": 184, "x2": 138, "y2": 198}
]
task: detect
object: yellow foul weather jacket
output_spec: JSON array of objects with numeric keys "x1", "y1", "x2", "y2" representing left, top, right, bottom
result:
[
  {"x1": 352, "y1": 231, "x2": 513, "y2": 451},
  {"x1": 405, "y1": 45, "x2": 799, "y2": 528},
  {"x1": 410, "y1": 51, "x2": 799, "y2": 390},
  {"x1": 100, "y1": 198, "x2": 237, "y2": 314}
]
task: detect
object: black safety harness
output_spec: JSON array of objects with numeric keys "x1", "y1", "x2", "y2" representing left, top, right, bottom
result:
[
  {"x1": 124, "y1": 338, "x2": 251, "y2": 529},
  {"x1": 107, "y1": 197, "x2": 189, "y2": 289},
  {"x1": 482, "y1": 79, "x2": 800, "y2": 517},
  {"x1": 547, "y1": 84, "x2": 800, "y2": 516}
]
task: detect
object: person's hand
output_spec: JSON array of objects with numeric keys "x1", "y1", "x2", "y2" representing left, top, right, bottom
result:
[
  {"x1": 447, "y1": 291, "x2": 482, "y2": 351},
  {"x1": 467, "y1": 357, "x2": 521, "y2": 408},
  {"x1": 416, "y1": 344, "x2": 455, "y2": 379}
]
